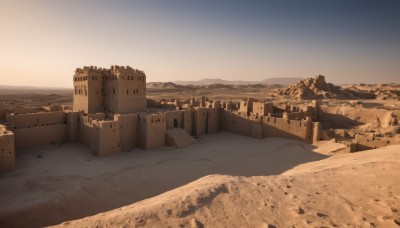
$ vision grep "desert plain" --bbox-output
[1,77,400,228]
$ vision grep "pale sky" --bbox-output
[0,0,399,88]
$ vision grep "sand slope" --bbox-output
[54,145,400,228]
[0,133,327,227]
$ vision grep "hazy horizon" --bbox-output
[1,0,399,87]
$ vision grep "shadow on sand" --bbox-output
[0,132,327,228]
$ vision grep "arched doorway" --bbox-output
[174,119,178,128]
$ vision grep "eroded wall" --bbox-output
[355,135,390,151]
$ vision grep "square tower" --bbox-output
[73,66,104,114]
[105,66,147,114]
[73,66,147,114]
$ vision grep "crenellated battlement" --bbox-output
[75,66,107,74]
[110,65,145,75]
[93,120,119,129]
[74,66,145,76]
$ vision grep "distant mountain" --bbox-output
[173,77,302,86]
[260,77,303,85]
[146,82,183,89]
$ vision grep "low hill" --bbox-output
[146,82,183,89]
[54,145,400,228]
[0,85,71,94]
[173,77,302,86]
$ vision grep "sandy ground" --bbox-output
[0,132,327,227]
[54,145,400,228]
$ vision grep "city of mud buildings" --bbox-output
[0,65,399,172]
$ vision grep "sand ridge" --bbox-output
[53,145,400,228]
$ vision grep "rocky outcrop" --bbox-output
[274,75,395,100]
[276,75,341,99]
[374,89,400,100]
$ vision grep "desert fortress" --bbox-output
[1,66,324,172]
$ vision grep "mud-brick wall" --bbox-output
[0,130,15,172]
[138,114,166,150]
[355,135,390,151]
[93,121,121,156]
[13,124,67,150]
[262,117,311,141]
[183,110,193,135]
[6,111,67,129]
[239,101,250,114]
[220,110,262,138]
[207,107,220,134]
[115,114,138,152]
[66,112,79,143]
[252,102,273,116]
[193,108,207,136]
[165,110,183,129]
[78,121,95,149]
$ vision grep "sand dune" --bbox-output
[53,145,400,228]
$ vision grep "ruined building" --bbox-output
[0,66,324,172]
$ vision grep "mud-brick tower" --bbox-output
[73,65,147,114]
[105,65,147,114]
[73,66,105,114]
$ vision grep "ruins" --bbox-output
[1,67,398,172]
